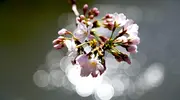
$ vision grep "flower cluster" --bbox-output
[53,2,140,78]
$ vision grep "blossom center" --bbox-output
[90,61,97,67]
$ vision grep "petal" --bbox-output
[127,24,139,35]
[64,40,71,50]
[78,22,87,32]
[118,13,126,20]
[76,54,89,66]
[74,30,86,42]
[96,62,104,71]
[64,39,77,52]
[73,22,88,42]
[130,36,140,45]
[113,13,127,26]
[124,19,134,29]
[91,70,99,77]
[131,24,139,31]
[80,67,92,77]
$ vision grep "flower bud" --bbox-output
[102,14,113,20]
[128,35,140,45]
[115,36,128,43]
[83,4,88,15]
[52,37,65,50]
[58,28,68,35]
[94,10,100,17]
[80,15,85,20]
[53,43,64,49]
[92,7,98,12]
[127,45,137,53]
[89,14,94,19]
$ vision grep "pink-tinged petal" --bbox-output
[58,28,68,35]
[73,21,92,42]
[76,54,89,66]
[96,62,104,72]
[78,22,87,32]
[128,35,140,45]
[91,70,99,77]
[75,54,105,77]
[124,19,134,28]
[88,34,95,40]
[114,13,127,26]
[80,67,92,77]
[130,36,140,45]
[125,21,139,36]
[127,45,138,53]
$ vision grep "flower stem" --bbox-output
[91,31,103,44]
[109,22,117,40]
[109,31,115,40]
[76,41,90,48]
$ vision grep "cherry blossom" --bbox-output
[52,3,140,77]
[76,54,105,77]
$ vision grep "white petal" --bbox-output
[96,62,104,71]
[127,24,139,35]
[78,22,87,32]
[64,40,76,52]
[113,13,127,26]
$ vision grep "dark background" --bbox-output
[1,0,180,100]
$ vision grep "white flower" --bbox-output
[73,21,93,43]
[76,54,104,77]
[112,13,127,27]
[102,13,127,30]
[124,19,139,36]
